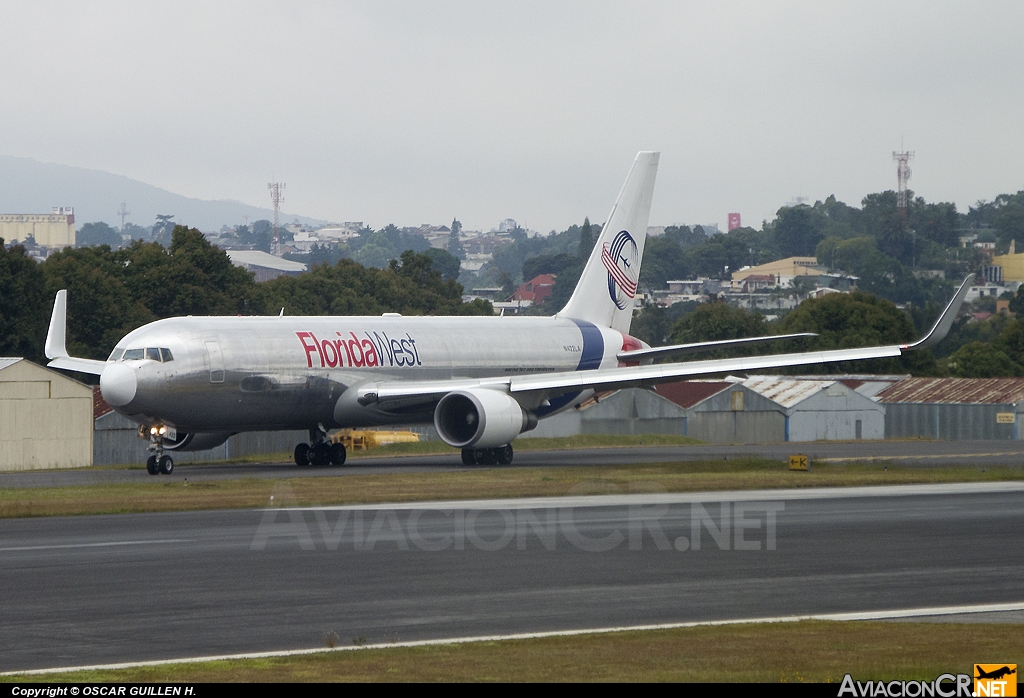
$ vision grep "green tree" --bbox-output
[942,342,1023,377]
[77,222,122,248]
[259,252,491,317]
[118,226,261,318]
[42,246,155,359]
[423,248,462,281]
[449,218,465,260]
[630,304,670,346]
[670,302,765,344]
[522,252,578,282]
[152,214,175,246]
[0,240,47,361]
[578,217,594,259]
[771,205,826,257]
[773,290,938,374]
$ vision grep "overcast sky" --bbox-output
[2,1,1022,232]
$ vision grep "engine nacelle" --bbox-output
[434,389,527,449]
[162,431,232,452]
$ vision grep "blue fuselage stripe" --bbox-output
[572,319,605,371]
[534,320,604,417]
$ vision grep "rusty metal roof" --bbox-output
[877,377,1024,405]
[654,380,732,408]
[93,386,113,419]
[741,376,838,408]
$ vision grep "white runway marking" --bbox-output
[6,600,1024,676]
[279,480,1024,512]
[0,539,192,553]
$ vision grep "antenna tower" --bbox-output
[267,181,286,255]
[117,202,130,232]
[893,149,914,217]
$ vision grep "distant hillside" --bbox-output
[0,155,323,231]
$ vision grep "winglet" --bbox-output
[45,290,69,359]
[904,274,975,351]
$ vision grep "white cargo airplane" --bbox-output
[44,152,972,474]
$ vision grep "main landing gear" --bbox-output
[461,443,513,466]
[294,426,346,467]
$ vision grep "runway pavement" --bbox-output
[3,439,1024,489]
[1,482,1022,672]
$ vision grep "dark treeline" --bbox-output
[628,289,1024,379]
[0,227,490,366]
[478,188,1024,315]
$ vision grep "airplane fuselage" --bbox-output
[103,314,630,433]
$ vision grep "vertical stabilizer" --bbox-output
[557,151,659,333]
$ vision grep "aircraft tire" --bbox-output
[461,449,476,465]
[330,442,347,466]
[311,442,331,466]
[475,448,496,466]
[496,444,513,465]
[146,455,159,475]
[159,455,174,475]
[294,443,310,466]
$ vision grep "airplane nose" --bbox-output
[100,362,138,407]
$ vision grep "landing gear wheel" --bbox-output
[475,448,496,466]
[159,455,174,475]
[496,444,514,465]
[311,442,331,466]
[461,448,476,465]
[146,455,159,475]
[330,442,347,466]
[294,442,310,466]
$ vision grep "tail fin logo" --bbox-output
[602,230,639,310]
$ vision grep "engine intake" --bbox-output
[434,389,528,449]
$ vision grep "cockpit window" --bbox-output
[120,347,173,362]
[108,348,124,361]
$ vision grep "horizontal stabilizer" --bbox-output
[47,356,108,375]
[619,333,817,362]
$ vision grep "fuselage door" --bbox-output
[205,340,225,384]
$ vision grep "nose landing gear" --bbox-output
[143,425,174,475]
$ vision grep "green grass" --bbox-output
[1,458,1020,519]
[206,433,702,464]
[4,620,1020,682]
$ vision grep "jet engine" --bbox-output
[434,389,530,449]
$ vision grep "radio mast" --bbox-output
[893,149,913,217]
[117,202,130,233]
[267,181,286,255]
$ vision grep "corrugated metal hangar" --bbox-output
[12,355,1024,472]
[0,358,93,471]
[528,375,885,443]
[879,377,1024,440]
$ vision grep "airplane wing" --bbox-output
[358,274,974,407]
[617,332,817,362]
